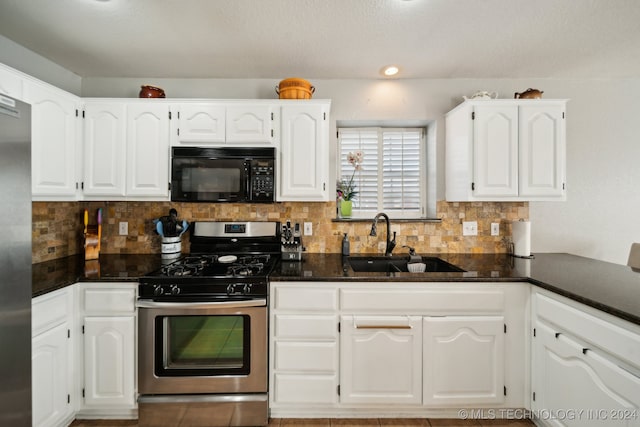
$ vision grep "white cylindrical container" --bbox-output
[161,236,182,259]
[512,220,531,257]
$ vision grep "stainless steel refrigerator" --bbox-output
[0,93,32,426]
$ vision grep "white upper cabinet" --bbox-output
[83,102,127,197]
[277,102,331,201]
[518,104,566,198]
[28,81,81,200]
[83,100,170,199]
[472,105,519,197]
[170,102,276,146]
[171,103,226,145]
[446,99,567,201]
[0,63,26,100]
[226,104,274,144]
[126,103,170,197]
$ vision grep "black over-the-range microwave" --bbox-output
[170,147,276,203]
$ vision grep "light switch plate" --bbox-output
[303,222,312,236]
[119,221,128,236]
[491,222,500,236]
[462,221,478,236]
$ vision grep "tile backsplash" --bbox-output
[32,200,528,263]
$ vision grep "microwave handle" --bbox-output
[245,160,252,199]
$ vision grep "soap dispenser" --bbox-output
[342,233,350,256]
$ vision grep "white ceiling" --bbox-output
[0,0,639,80]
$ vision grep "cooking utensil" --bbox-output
[155,220,164,237]
[177,220,189,236]
[97,208,102,253]
[83,209,88,235]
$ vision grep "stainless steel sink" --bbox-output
[346,256,465,273]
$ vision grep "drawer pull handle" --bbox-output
[355,325,412,330]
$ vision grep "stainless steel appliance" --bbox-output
[0,94,32,425]
[171,147,276,203]
[137,221,281,427]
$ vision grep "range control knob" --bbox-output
[170,285,181,296]
[153,285,164,296]
[226,284,236,295]
[242,283,252,294]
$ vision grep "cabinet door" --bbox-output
[126,103,170,197]
[226,104,273,144]
[340,315,422,404]
[83,316,136,408]
[83,103,127,196]
[173,103,226,145]
[472,105,519,197]
[519,104,565,198]
[423,316,505,406]
[0,64,25,100]
[532,322,640,427]
[32,323,71,427]
[278,104,329,201]
[29,82,80,198]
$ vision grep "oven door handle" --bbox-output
[136,299,266,309]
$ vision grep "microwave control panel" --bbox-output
[250,159,275,201]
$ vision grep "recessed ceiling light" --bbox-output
[382,65,400,77]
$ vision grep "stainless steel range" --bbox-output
[137,221,280,427]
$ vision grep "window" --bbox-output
[338,127,427,219]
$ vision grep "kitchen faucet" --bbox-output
[370,213,396,256]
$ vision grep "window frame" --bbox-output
[337,126,429,220]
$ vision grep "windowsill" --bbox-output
[332,217,442,223]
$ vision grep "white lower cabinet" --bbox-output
[32,287,75,427]
[423,316,505,406]
[531,290,640,427]
[270,286,339,410]
[77,283,137,418]
[340,315,422,405]
[269,282,527,418]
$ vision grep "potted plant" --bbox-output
[336,151,363,218]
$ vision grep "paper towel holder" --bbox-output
[507,240,535,259]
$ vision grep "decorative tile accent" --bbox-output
[32,200,528,263]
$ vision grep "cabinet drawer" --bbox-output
[273,374,338,404]
[274,315,337,339]
[274,342,337,372]
[32,287,72,337]
[272,286,337,311]
[82,285,136,314]
[535,292,640,370]
[341,287,505,314]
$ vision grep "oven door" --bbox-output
[171,154,249,202]
[137,299,267,395]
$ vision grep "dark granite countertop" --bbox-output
[33,252,640,326]
[271,253,640,326]
[32,254,165,297]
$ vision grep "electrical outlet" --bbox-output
[491,222,500,236]
[119,221,128,236]
[462,221,478,236]
[303,222,313,236]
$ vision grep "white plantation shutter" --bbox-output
[338,127,425,218]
